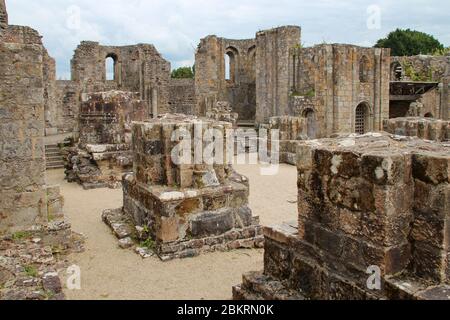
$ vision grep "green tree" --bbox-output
[171,66,194,79]
[375,29,444,56]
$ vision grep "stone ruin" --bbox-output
[384,117,449,142]
[206,101,239,128]
[102,114,263,260]
[0,1,83,300]
[263,116,308,165]
[234,133,450,300]
[65,91,149,189]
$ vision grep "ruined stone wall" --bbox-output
[443,76,450,120]
[169,78,196,115]
[263,116,307,165]
[43,49,60,135]
[78,91,148,146]
[114,115,262,260]
[0,21,63,232]
[391,55,450,82]
[383,117,449,141]
[235,133,450,300]
[0,0,7,36]
[391,55,450,120]
[421,87,441,118]
[255,26,301,123]
[55,81,81,135]
[195,36,256,121]
[289,44,390,138]
[71,42,171,115]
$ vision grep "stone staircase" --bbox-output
[45,144,64,170]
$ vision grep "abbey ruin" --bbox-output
[1,0,449,300]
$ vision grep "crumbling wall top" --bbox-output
[0,0,7,34]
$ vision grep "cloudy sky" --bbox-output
[6,0,450,79]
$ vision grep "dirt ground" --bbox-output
[46,162,297,300]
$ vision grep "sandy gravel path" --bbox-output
[46,162,297,300]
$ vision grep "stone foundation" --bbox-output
[383,117,449,141]
[234,133,450,300]
[104,115,263,260]
[263,116,307,165]
[65,91,148,189]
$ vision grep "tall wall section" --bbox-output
[0,7,61,232]
[71,42,171,115]
[255,26,301,123]
[195,36,257,121]
[0,0,7,36]
[289,44,390,138]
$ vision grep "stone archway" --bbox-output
[355,102,370,135]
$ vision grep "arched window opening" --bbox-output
[106,54,117,81]
[424,112,434,118]
[225,53,231,81]
[359,56,370,83]
[225,47,238,83]
[355,103,370,135]
[391,62,403,81]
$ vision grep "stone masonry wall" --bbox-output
[78,91,148,146]
[289,44,390,137]
[0,0,7,36]
[391,55,450,83]
[110,115,263,260]
[195,36,256,121]
[169,78,196,115]
[71,42,171,116]
[383,117,449,141]
[256,26,301,123]
[55,80,81,135]
[262,116,307,165]
[43,49,59,135]
[0,22,63,233]
[391,55,450,120]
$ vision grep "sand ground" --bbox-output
[46,162,297,300]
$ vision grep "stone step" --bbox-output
[46,153,63,158]
[46,165,65,170]
[233,271,305,301]
[45,151,61,156]
[46,160,64,165]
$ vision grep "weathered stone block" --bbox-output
[190,209,234,238]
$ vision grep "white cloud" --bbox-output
[5,0,450,78]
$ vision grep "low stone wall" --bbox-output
[383,117,449,141]
[263,116,307,165]
[234,133,450,300]
[66,91,149,189]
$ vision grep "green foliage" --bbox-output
[12,231,32,241]
[140,238,155,250]
[432,47,450,56]
[290,89,315,98]
[171,66,194,79]
[402,61,434,82]
[24,265,38,278]
[375,29,444,56]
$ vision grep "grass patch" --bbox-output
[12,231,32,241]
[140,238,155,250]
[23,265,38,278]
